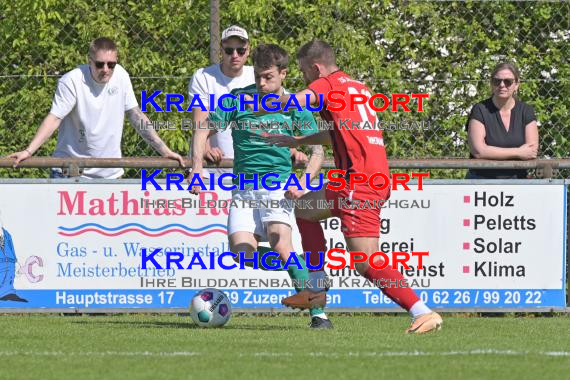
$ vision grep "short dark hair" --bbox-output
[88,37,118,58]
[252,44,289,71]
[296,40,336,67]
[491,62,520,83]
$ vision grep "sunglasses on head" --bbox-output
[93,60,117,69]
[492,78,515,87]
[223,47,247,56]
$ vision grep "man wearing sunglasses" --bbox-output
[188,26,254,176]
[10,37,184,178]
[188,26,307,175]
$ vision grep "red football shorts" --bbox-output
[325,185,391,238]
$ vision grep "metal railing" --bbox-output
[1,1,569,166]
[1,158,569,179]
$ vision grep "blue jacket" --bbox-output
[0,229,16,297]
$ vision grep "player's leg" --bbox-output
[227,189,261,264]
[239,188,282,270]
[262,189,312,290]
[230,187,287,270]
[344,203,442,334]
[294,187,332,271]
[347,236,426,312]
[255,188,331,272]
[266,220,331,329]
[266,221,309,292]
[263,190,332,329]
[229,231,259,264]
[281,187,335,310]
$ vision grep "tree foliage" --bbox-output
[1,0,568,178]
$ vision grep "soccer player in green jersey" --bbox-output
[190,44,332,328]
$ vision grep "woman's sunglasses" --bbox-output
[491,78,515,87]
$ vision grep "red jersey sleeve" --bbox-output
[308,78,332,107]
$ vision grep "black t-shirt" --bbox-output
[466,98,536,179]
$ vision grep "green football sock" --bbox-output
[286,255,309,292]
[238,246,286,270]
[310,307,326,317]
[256,246,286,271]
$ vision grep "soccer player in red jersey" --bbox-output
[262,40,442,333]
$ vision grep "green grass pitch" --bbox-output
[1,314,570,379]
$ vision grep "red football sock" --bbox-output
[296,217,326,272]
[363,266,420,311]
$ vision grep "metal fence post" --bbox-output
[210,0,220,65]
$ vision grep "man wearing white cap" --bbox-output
[188,25,255,174]
[188,26,307,174]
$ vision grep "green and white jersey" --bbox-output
[208,84,318,188]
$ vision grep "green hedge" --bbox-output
[1,0,568,178]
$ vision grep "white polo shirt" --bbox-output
[188,64,255,160]
[50,64,138,179]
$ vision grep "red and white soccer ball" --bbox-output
[189,288,232,328]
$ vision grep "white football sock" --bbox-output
[409,300,432,318]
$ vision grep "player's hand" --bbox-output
[163,150,186,168]
[518,143,538,160]
[8,150,32,167]
[285,188,305,200]
[187,166,203,195]
[290,148,308,166]
[263,133,300,148]
[204,147,223,164]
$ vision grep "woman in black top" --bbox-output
[466,62,539,179]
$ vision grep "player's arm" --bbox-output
[189,122,217,194]
[278,88,318,108]
[127,107,185,167]
[265,130,331,148]
[468,119,536,160]
[286,108,326,199]
[9,113,62,166]
[290,148,308,166]
[192,108,223,163]
[296,130,332,145]
[303,144,324,183]
[286,145,324,201]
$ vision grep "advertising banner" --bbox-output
[0,180,566,311]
